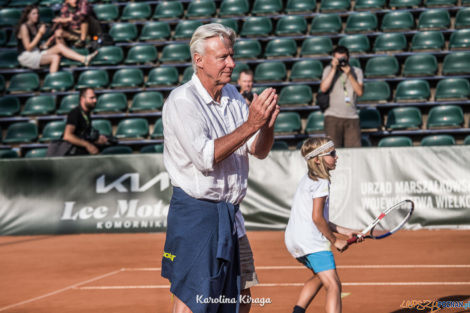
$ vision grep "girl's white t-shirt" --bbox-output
[285,174,331,258]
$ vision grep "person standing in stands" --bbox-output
[237,69,254,106]
[319,46,364,148]
[16,5,97,73]
[161,23,280,313]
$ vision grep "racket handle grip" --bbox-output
[347,235,358,245]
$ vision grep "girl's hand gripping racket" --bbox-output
[348,200,414,245]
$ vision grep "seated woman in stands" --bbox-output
[16,5,97,73]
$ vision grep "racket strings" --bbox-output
[371,202,413,238]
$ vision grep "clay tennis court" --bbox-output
[1,230,469,313]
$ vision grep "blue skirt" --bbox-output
[161,187,240,313]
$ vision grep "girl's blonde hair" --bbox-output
[301,137,334,181]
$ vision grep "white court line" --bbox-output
[77,281,470,290]
[0,269,122,312]
[121,264,470,272]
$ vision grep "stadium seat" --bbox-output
[39,0,62,6]
[93,4,119,21]
[101,145,133,155]
[0,149,18,158]
[305,111,324,133]
[381,11,415,31]
[0,50,19,68]
[109,23,138,42]
[219,0,250,16]
[146,66,179,86]
[21,95,55,116]
[455,8,470,29]
[124,45,158,64]
[160,43,191,63]
[274,112,302,133]
[0,96,20,117]
[463,0,470,6]
[275,16,307,36]
[234,39,262,59]
[0,8,21,26]
[264,38,297,58]
[181,67,194,84]
[359,107,382,129]
[425,0,457,6]
[186,0,216,18]
[464,135,470,145]
[386,107,422,129]
[174,20,203,39]
[6,32,17,48]
[3,122,38,143]
[252,0,283,15]
[338,34,370,53]
[310,14,342,34]
[378,136,413,147]
[151,119,164,139]
[141,144,164,153]
[95,93,127,113]
[231,63,250,82]
[427,105,464,129]
[39,120,65,142]
[357,81,391,103]
[285,0,316,13]
[435,78,470,100]
[211,18,239,33]
[39,7,54,23]
[442,52,470,75]
[92,119,113,137]
[115,118,149,139]
[395,80,431,101]
[110,68,144,88]
[254,62,287,82]
[57,94,78,115]
[403,54,438,76]
[355,0,386,10]
[140,22,171,41]
[421,134,455,146]
[278,85,313,106]
[411,31,445,51]
[153,1,184,19]
[121,3,151,21]
[449,29,470,49]
[76,70,109,89]
[240,17,273,37]
[364,56,399,77]
[9,0,38,7]
[8,72,39,92]
[320,0,350,11]
[41,71,74,91]
[0,74,3,92]
[130,91,164,112]
[345,12,378,33]
[290,59,323,81]
[373,33,407,52]
[389,0,421,7]
[60,48,87,67]
[91,46,124,65]
[271,141,289,150]
[252,86,268,95]
[418,9,450,30]
[25,148,48,158]
[300,37,333,56]
[0,29,6,46]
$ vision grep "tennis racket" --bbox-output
[347,200,414,244]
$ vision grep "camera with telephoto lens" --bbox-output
[338,58,349,67]
[242,91,254,102]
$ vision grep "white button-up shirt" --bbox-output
[163,73,256,209]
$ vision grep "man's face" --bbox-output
[333,52,349,62]
[196,36,235,86]
[237,72,253,93]
[81,89,97,111]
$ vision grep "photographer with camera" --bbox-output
[237,69,254,106]
[62,88,108,155]
[319,46,363,147]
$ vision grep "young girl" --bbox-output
[285,137,361,313]
[16,5,97,73]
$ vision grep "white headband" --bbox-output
[304,141,335,161]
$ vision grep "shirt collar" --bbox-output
[191,73,229,106]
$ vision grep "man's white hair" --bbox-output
[190,23,236,72]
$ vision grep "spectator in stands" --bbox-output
[63,88,108,155]
[319,46,364,147]
[16,5,97,73]
[238,69,254,106]
[161,23,279,313]
[53,0,101,48]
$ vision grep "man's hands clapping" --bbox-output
[247,88,280,130]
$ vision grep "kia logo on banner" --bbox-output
[96,173,170,193]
